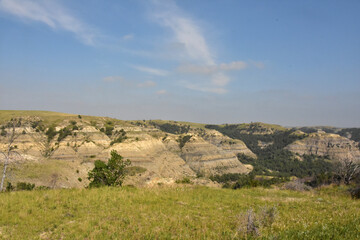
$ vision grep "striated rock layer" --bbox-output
[285,132,360,163]
[0,116,254,188]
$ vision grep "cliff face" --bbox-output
[285,132,360,163]
[0,114,254,188]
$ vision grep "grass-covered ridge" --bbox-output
[0,110,130,127]
[0,186,359,239]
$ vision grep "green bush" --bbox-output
[88,150,131,188]
[45,126,57,142]
[6,182,14,192]
[104,125,114,137]
[110,129,127,145]
[177,135,192,149]
[57,127,72,142]
[16,182,35,191]
[175,177,192,184]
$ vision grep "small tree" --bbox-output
[0,118,23,192]
[88,150,131,188]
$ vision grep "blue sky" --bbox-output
[0,0,359,127]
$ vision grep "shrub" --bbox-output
[104,125,114,137]
[282,180,312,191]
[305,172,334,187]
[210,173,289,189]
[57,127,72,142]
[45,126,57,142]
[196,171,205,178]
[177,135,192,149]
[88,150,131,188]
[6,182,14,192]
[110,129,127,145]
[349,186,360,199]
[236,206,277,238]
[16,182,35,191]
[175,177,192,184]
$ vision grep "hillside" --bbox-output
[205,123,360,177]
[0,111,254,188]
[1,111,360,188]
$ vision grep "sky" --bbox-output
[0,0,359,127]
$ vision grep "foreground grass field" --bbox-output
[0,186,359,239]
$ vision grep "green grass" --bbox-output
[142,119,208,130]
[0,110,131,127]
[0,110,75,125]
[0,186,359,239]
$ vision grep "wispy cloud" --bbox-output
[151,0,214,65]
[0,0,97,45]
[133,65,169,76]
[137,80,156,88]
[150,1,262,94]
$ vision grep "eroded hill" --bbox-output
[1,111,359,188]
[0,111,254,188]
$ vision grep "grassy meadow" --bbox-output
[0,186,359,239]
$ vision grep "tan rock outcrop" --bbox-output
[285,132,360,163]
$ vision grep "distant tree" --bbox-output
[335,158,360,185]
[0,118,24,191]
[87,150,131,188]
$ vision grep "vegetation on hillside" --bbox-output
[149,121,191,134]
[205,124,333,178]
[297,126,360,144]
[338,128,360,143]
[88,150,131,188]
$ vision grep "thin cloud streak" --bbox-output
[185,84,227,94]
[177,61,248,75]
[0,0,97,45]
[133,65,169,76]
